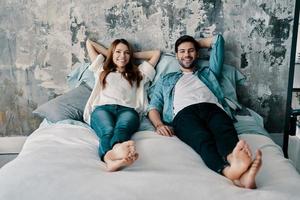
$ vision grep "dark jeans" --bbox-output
[90,104,140,160]
[173,103,239,174]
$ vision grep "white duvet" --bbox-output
[0,124,299,200]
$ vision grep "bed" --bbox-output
[0,118,300,200]
[1,54,300,199]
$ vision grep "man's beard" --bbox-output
[178,57,197,69]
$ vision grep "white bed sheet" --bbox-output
[0,124,299,200]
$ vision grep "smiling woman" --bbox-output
[83,38,160,171]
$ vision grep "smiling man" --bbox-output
[147,34,262,189]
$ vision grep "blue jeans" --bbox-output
[90,104,140,160]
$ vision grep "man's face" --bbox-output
[176,42,198,70]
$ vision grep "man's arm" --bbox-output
[148,109,174,137]
[197,35,224,79]
[209,34,224,79]
[147,77,174,137]
[197,37,213,48]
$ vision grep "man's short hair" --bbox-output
[175,35,200,53]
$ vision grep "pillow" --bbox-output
[234,105,269,137]
[148,53,246,109]
[151,53,181,83]
[219,64,246,109]
[147,53,180,98]
[66,62,95,90]
[33,82,92,122]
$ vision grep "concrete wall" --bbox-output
[0,0,296,136]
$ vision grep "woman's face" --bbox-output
[112,43,130,70]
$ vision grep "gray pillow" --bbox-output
[33,82,92,122]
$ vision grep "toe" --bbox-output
[235,140,246,151]
[254,150,262,166]
[129,145,136,154]
[242,147,252,158]
[124,140,135,146]
[133,153,139,161]
[244,143,252,157]
[256,149,262,158]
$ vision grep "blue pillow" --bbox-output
[219,64,246,109]
[67,62,95,90]
[234,106,269,136]
[152,53,181,83]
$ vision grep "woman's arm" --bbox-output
[86,39,108,62]
[133,50,161,67]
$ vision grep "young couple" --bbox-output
[83,34,262,189]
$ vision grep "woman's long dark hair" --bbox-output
[100,39,143,89]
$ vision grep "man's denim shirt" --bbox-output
[148,34,234,125]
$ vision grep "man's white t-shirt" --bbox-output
[173,71,223,116]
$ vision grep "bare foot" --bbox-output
[223,140,252,180]
[234,149,262,189]
[110,140,136,160]
[104,152,139,172]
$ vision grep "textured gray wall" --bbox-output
[0,0,296,136]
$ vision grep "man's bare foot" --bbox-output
[110,140,136,160]
[104,152,139,172]
[234,149,262,189]
[222,140,252,180]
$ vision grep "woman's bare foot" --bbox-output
[102,140,138,172]
[222,140,252,180]
[104,152,139,172]
[110,140,136,160]
[234,149,262,189]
